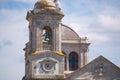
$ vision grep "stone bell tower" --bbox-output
[27,0,64,53]
[23,0,65,80]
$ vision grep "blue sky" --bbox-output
[0,0,120,80]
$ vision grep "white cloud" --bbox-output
[98,14,120,31]
[14,0,38,3]
[0,0,37,3]
[63,14,110,44]
[13,0,55,3]
[86,33,109,44]
[0,40,12,48]
[0,9,28,80]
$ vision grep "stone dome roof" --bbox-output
[34,0,56,11]
[61,24,80,40]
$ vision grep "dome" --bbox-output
[34,0,56,11]
[61,24,80,40]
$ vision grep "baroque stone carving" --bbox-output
[95,63,105,77]
[34,58,57,75]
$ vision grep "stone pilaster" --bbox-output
[80,52,83,67]
[53,22,62,52]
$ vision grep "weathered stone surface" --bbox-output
[23,0,120,80]
[67,56,120,80]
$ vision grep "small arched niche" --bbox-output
[69,52,79,71]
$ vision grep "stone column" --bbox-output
[83,52,85,66]
[85,48,88,64]
[83,48,88,65]
[80,52,83,67]
[58,23,62,52]
[66,54,69,71]
[36,27,43,51]
[79,53,81,68]
[53,22,62,52]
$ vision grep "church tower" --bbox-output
[27,0,64,53]
[22,0,120,80]
[23,0,65,80]
[23,0,90,80]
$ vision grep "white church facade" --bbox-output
[22,0,120,80]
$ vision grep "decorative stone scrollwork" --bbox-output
[34,58,57,75]
[95,63,105,77]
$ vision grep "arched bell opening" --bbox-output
[42,26,52,50]
[43,26,52,44]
